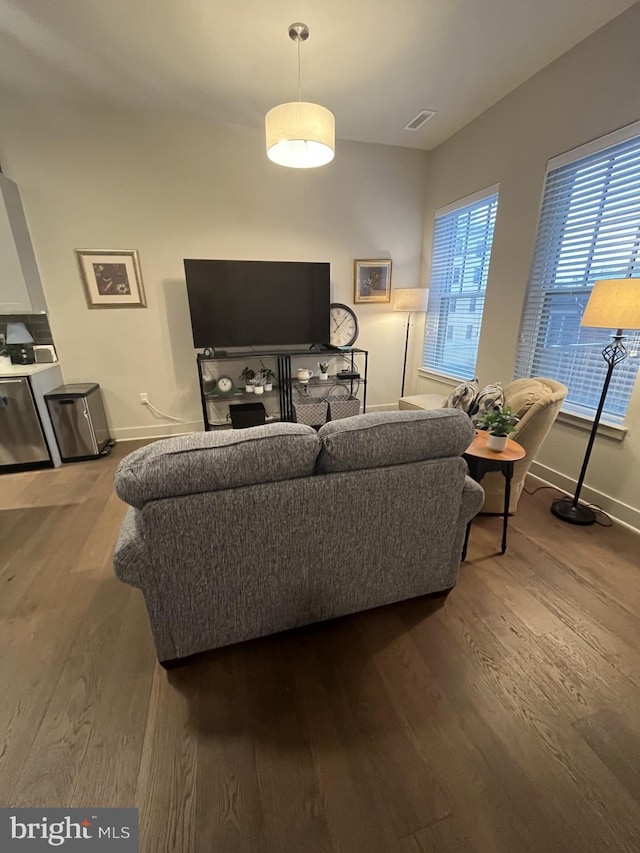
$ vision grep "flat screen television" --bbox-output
[184,259,330,348]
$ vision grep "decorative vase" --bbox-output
[319,372,329,381]
[254,385,264,395]
[297,368,314,383]
[487,433,508,452]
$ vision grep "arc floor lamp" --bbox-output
[551,278,640,525]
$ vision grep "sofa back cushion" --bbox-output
[115,422,321,508]
[316,409,474,475]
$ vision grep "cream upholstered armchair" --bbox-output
[480,377,567,513]
[399,377,568,513]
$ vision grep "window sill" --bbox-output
[557,409,627,442]
[417,368,461,387]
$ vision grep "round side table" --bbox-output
[462,430,526,560]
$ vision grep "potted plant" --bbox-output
[240,366,255,392]
[480,405,519,451]
[318,361,330,381]
[253,373,266,395]
[260,367,275,392]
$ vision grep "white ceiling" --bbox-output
[0,0,635,150]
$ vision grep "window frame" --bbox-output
[515,120,640,427]
[421,184,500,381]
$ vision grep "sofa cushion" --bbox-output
[316,409,474,475]
[115,422,321,508]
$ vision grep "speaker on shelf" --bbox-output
[229,402,266,429]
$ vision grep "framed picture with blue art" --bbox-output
[75,249,147,308]
[354,259,392,303]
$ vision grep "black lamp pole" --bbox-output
[551,329,627,525]
[400,311,411,398]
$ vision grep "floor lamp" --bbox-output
[551,278,640,525]
[393,288,429,397]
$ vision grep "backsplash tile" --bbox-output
[0,313,54,346]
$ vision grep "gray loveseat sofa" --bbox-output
[113,409,483,665]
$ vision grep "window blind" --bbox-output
[515,131,640,426]
[422,190,499,379]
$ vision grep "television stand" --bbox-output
[196,346,368,430]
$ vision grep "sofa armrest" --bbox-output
[458,476,485,525]
[113,506,151,587]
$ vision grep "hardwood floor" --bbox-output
[1,442,640,852]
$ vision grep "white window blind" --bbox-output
[422,189,499,379]
[515,129,640,426]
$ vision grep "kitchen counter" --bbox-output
[0,362,60,377]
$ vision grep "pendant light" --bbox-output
[265,23,335,169]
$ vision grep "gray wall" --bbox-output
[413,3,640,528]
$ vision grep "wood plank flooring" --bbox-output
[1,442,640,852]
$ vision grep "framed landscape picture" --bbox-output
[76,249,147,308]
[354,259,392,303]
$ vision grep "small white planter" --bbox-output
[319,373,329,381]
[254,385,264,395]
[487,433,508,452]
[264,382,273,392]
[245,384,254,393]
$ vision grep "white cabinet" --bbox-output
[0,174,47,314]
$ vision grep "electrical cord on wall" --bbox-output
[524,483,613,527]
[142,399,187,423]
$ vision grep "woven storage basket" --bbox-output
[292,397,328,426]
[324,384,361,421]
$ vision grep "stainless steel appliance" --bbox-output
[45,383,113,462]
[0,376,50,466]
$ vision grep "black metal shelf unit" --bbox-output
[196,346,368,430]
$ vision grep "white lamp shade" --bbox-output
[392,288,429,312]
[265,102,335,168]
[6,321,34,344]
[581,278,640,330]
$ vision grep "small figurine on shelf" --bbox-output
[318,362,330,381]
[240,366,255,392]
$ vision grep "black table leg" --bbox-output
[501,462,514,554]
[462,521,471,561]
[462,457,482,562]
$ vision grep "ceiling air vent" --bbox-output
[403,109,436,131]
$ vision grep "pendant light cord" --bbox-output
[297,37,302,102]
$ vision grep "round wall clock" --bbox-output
[217,376,234,394]
[329,303,359,347]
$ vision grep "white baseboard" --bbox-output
[367,403,398,412]
[112,404,401,442]
[528,461,640,534]
[112,420,201,441]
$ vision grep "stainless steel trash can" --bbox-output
[45,383,113,462]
